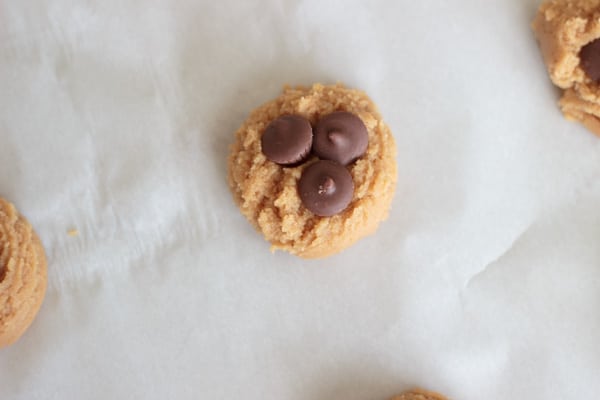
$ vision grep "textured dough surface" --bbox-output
[532,0,600,88]
[391,389,448,400]
[533,0,600,135]
[560,87,600,135]
[0,198,47,348]
[228,84,397,259]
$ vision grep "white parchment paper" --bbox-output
[1,0,600,398]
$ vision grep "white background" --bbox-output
[1,0,600,399]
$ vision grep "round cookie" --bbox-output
[391,389,448,400]
[0,198,47,348]
[228,83,397,259]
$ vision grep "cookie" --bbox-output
[391,389,448,400]
[0,198,47,348]
[228,83,397,259]
[532,0,600,136]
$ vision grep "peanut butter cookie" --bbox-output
[0,198,47,348]
[533,0,600,136]
[228,84,397,259]
[391,388,448,400]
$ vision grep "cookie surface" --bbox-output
[228,83,397,259]
[532,0,600,136]
[0,198,47,348]
[391,389,448,400]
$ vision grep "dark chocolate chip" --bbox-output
[580,38,600,82]
[261,115,313,166]
[313,111,369,166]
[298,160,354,217]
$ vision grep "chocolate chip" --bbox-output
[261,115,313,166]
[298,160,354,217]
[313,112,369,166]
[580,38,600,82]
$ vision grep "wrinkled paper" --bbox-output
[1,0,600,399]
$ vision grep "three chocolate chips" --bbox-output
[261,111,368,217]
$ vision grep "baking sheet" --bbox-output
[1,0,600,398]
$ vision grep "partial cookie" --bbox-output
[228,83,397,259]
[0,198,47,348]
[391,388,448,400]
[560,87,600,135]
[532,0,600,136]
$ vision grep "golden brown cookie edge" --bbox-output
[0,198,48,348]
[391,388,448,400]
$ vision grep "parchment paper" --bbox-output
[1,0,600,399]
